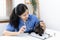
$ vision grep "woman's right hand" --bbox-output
[18,26,26,35]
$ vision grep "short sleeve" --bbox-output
[34,16,40,26]
[5,24,15,32]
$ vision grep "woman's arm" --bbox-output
[3,30,19,36]
[3,26,25,36]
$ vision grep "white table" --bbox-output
[0,28,60,40]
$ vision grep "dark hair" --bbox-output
[9,4,28,30]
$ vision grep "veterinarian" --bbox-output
[3,4,46,36]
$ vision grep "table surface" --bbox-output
[0,28,60,40]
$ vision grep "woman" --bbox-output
[3,4,45,36]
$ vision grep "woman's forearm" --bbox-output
[3,26,25,36]
[3,30,19,36]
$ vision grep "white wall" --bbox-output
[40,0,60,31]
[0,0,9,20]
[0,0,6,17]
[0,0,25,20]
[12,0,24,8]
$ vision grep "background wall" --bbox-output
[0,0,6,17]
[40,0,60,31]
[12,0,24,8]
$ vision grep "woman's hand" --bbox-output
[18,26,26,35]
[40,21,46,31]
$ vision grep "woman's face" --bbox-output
[19,10,29,21]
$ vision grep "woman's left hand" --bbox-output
[40,21,46,31]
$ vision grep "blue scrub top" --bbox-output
[5,14,40,32]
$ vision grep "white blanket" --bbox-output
[0,28,60,40]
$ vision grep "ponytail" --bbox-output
[9,8,19,29]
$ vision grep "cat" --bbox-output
[28,22,44,36]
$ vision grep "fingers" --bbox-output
[18,26,26,34]
[21,27,25,31]
[40,22,45,26]
[40,22,46,31]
